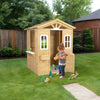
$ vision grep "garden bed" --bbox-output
[0,56,26,60]
[74,51,99,54]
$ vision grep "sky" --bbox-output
[91,0,100,12]
[47,0,100,12]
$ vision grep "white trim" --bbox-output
[40,34,48,50]
[26,51,35,54]
[64,35,71,49]
[51,28,62,31]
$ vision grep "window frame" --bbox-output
[40,34,48,50]
[64,35,71,49]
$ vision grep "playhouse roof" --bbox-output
[25,19,76,30]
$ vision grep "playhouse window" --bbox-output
[64,35,71,49]
[40,35,48,50]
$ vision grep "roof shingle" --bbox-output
[73,9,100,22]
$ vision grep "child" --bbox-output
[55,43,68,79]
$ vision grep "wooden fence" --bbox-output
[1,28,100,53]
[0,29,27,53]
[74,28,100,52]
[74,31,84,46]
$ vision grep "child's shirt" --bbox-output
[58,52,68,66]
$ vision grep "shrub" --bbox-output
[8,42,12,48]
[73,44,83,53]
[84,29,93,45]
[84,44,94,52]
[84,28,94,52]
[13,46,21,57]
[22,49,27,56]
[0,46,13,57]
[73,34,81,45]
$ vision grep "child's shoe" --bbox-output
[59,76,65,79]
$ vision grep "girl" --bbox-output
[55,43,68,79]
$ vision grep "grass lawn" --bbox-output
[0,53,100,100]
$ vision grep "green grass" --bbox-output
[0,53,100,100]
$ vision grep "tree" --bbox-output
[84,28,93,45]
[0,2,12,28]
[0,0,53,30]
[17,0,53,29]
[84,28,94,52]
[53,0,92,25]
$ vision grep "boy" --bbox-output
[55,43,68,79]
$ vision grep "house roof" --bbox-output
[25,19,76,30]
[73,9,100,22]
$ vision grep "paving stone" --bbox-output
[63,83,100,100]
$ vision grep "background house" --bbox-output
[73,9,100,51]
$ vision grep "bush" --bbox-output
[73,44,83,53]
[0,46,13,57]
[84,44,94,52]
[84,28,94,52]
[13,46,21,57]
[8,42,12,48]
[73,34,81,45]
[22,49,27,56]
[84,29,93,45]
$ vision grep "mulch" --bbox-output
[74,52,100,54]
[0,52,99,60]
[0,56,27,60]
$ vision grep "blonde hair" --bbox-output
[57,43,65,50]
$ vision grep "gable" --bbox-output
[25,19,76,30]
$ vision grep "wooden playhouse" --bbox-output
[25,19,76,75]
